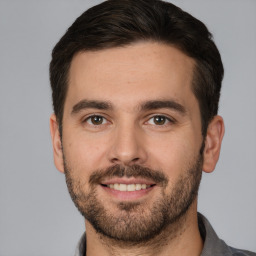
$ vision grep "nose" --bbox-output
[107,122,148,166]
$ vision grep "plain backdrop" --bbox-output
[0,0,255,255]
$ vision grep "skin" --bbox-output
[50,42,224,256]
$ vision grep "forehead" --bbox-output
[66,42,196,111]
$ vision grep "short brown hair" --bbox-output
[50,0,224,136]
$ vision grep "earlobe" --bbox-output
[202,115,225,173]
[49,114,64,173]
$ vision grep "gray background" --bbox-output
[0,0,255,255]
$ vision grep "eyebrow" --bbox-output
[71,100,113,114]
[71,99,186,115]
[140,100,186,115]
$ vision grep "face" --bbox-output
[51,42,218,243]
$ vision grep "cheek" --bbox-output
[62,131,109,175]
[147,133,197,178]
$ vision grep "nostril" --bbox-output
[111,158,119,163]
[110,157,143,167]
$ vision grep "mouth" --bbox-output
[101,183,156,191]
[100,178,157,201]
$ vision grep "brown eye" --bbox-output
[153,116,167,125]
[86,115,106,125]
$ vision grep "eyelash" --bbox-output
[147,115,175,126]
[83,115,108,126]
[83,114,175,127]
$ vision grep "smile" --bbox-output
[101,183,155,192]
[100,178,157,200]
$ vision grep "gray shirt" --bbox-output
[74,213,256,256]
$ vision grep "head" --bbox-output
[49,0,224,245]
[50,0,224,138]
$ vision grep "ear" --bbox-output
[202,115,225,173]
[50,114,64,173]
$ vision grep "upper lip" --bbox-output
[101,177,156,185]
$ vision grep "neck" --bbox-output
[85,203,203,256]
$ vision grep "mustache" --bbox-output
[89,164,169,187]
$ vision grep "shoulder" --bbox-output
[198,213,256,256]
[228,246,256,256]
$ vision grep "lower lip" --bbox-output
[100,185,155,201]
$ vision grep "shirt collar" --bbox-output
[74,232,86,256]
[198,213,232,256]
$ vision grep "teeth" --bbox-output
[119,184,126,191]
[127,184,135,191]
[141,184,146,189]
[106,183,151,192]
[136,184,142,190]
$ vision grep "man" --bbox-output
[49,0,256,255]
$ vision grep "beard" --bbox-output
[63,154,203,244]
